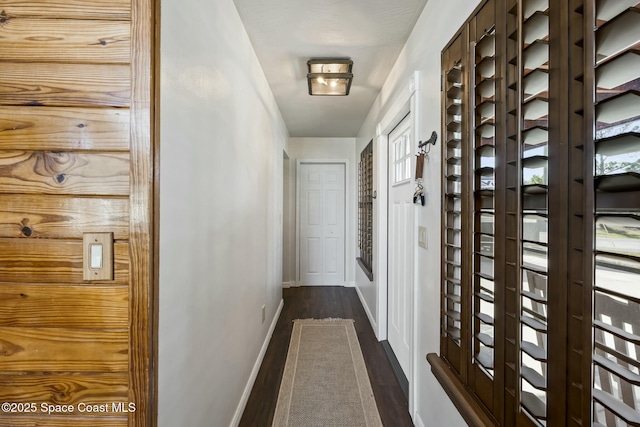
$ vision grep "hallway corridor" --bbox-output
[239,287,414,426]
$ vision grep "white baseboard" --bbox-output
[230,298,284,427]
[346,281,356,288]
[415,412,425,427]
[354,284,377,336]
[283,281,300,288]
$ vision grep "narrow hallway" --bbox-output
[239,287,414,426]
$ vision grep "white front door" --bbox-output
[388,114,413,377]
[299,163,346,286]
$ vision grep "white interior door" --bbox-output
[387,114,413,377]
[299,163,345,286]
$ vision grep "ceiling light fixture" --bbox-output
[307,58,353,96]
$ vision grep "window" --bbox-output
[358,140,374,280]
[392,132,412,184]
[428,1,640,426]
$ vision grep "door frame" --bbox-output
[374,71,421,418]
[295,159,349,286]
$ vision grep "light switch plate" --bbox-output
[83,232,114,281]
[418,226,427,249]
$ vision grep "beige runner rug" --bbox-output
[272,318,383,427]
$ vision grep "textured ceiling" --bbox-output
[233,0,428,137]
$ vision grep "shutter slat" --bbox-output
[593,389,640,425]
[594,354,640,386]
[521,391,547,420]
[595,132,640,156]
[595,8,640,62]
[476,123,495,137]
[523,97,549,120]
[595,50,640,89]
[522,366,547,390]
[523,40,549,70]
[522,290,547,303]
[522,155,549,168]
[596,0,640,21]
[477,332,494,347]
[522,126,549,146]
[595,172,640,192]
[477,292,495,303]
[522,184,549,194]
[594,319,640,345]
[476,312,494,325]
[522,341,547,361]
[476,347,494,369]
[476,56,495,78]
[476,34,496,58]
[522,315,547,332]
[595,91,640,124]
[523,12,550,45]
[523,0,549,20]
[523,69,550,97]
[477,101,495,120]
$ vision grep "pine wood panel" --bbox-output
[0,285,128,328]
[0,151,129,196]
[0,109,130,153]
[0,107,130,151]
[0,63,130,107]
[0,327,128,372]
[0,0,131,20]
[0,417,127,427]
[0,373,128,406]
[0,19,130,64]
[0,195,129,239]
[0,239,129,284]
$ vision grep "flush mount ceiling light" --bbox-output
[307,58,353,96]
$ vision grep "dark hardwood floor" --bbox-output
[239,286,414,426]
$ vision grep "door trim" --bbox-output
[131,0,159,423]
[375,71,421,420]
[295,159,349,286]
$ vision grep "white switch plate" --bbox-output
[418,226,427,249]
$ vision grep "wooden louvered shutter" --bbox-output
[442,29,468,378]
[587,1,640,425]
[513,1,552,424]
[469,0,505,417]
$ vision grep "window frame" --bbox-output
[357,140,374,281]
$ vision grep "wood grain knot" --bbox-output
[21,226,33,237]
[33,152,90,185]
[0,339,24,357]
[0,10,8,24]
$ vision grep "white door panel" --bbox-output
[299,163,346,286]
[388,114,413,377]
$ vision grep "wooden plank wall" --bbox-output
[0,0,154,425]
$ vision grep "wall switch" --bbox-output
[83,232,114,281]
[418,226,427,249]
[262,304,266,324]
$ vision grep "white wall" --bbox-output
[284,138,357,287]
[158,0,289,425]
[356,0,482,425]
